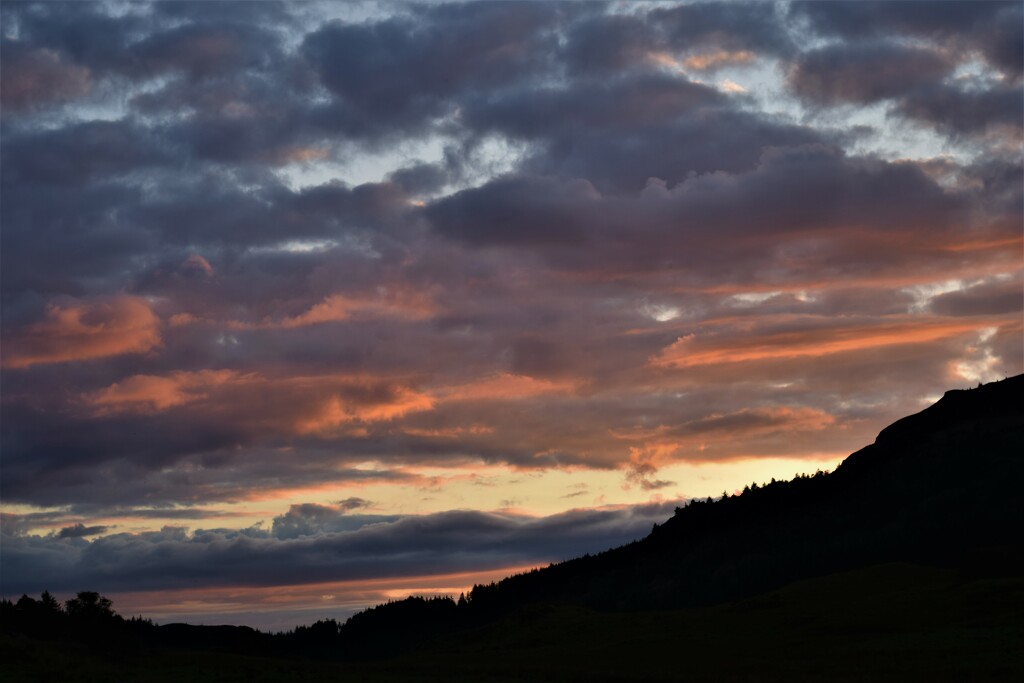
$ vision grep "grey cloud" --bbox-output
[792,0,1022,79]
[336,497,372,512]
[652,2,794,57]
[0,41,92,111]
[387,163,451,196]
[270,503,399,540]
[426,175,598,247]
[0,502,679,595]
[792,0,1004,38]
[516,109,821,193]
[894,84,1024,137]
[427,146,964,255]
[3,2,147,77]
[301,2,562,137]
[789,42,954,106]
[2,120,172,187]
[930,279,1024,317]
[560,2,793,77]
[127,22,284,81]
[58,524,109,539]
[463,73,726,137]
[6,2,293,83]
[562,13,656,75]
[460,74,820,192]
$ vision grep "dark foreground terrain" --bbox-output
[3,376,1023,681]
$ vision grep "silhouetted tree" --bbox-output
[65,591,114,619]
[39,590,62,613]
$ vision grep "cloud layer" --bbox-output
[1,1,1020,621]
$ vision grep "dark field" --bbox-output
[4,562,1022,682]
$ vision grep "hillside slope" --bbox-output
[454,376,1024,617]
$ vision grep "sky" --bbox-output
[1,0,1021,631]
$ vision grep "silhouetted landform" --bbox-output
[3,376,1023,681]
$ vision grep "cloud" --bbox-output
[789,42,954,106]
[270,503,399,540]
[0,502,680,595]
[245,288,438,329]
[301,2,561,137]
[3,296,161,369]
[2,120,171,187]
[895,84,1024,138]
[929,277,1024,317]
[58,524,109,539]
[427,145,965,263]
[650,317,1006,369]
[791,0,1023,80]
[83,370,243,414]
[0,43,92,111]
[653,2,794,57]
[459,74,820,192]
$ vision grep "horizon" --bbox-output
[1,0,1021,631]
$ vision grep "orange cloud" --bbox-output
[81,369,438,436]
[647,50,755,72]
[438,373,578,402]
[683,50,755,70]
[272,146,329,165]
[182,253,215,277]
[296,385,435,435]
[3,296,161,368]
[402,425,495,439]
[84,370,245,414]
[651,318,1004,369]
[231,287,437,330]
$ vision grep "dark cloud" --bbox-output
[336,497,372,512]
[562,13,656,75]
[57,524,109,539]
[461,74,821,192]
[894,84,1024,137]
[426,175,598,247]
[128,22,284,82]
[789,42,954,106]
[270,503,399,540]
[792,0,1023,80]
[387,163,451,196]
[1,502,679,595]
[462,73,726,135]
[302,2,562,137]
[3,2,146,77]
[1,120,171,187]
[652,2,794,57]
[930,279,1024,317]
[427,146,964,256]
[0,41,92,111]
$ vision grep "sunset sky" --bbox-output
[2,0,1021,630]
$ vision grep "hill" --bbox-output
[340,375,1023,635]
